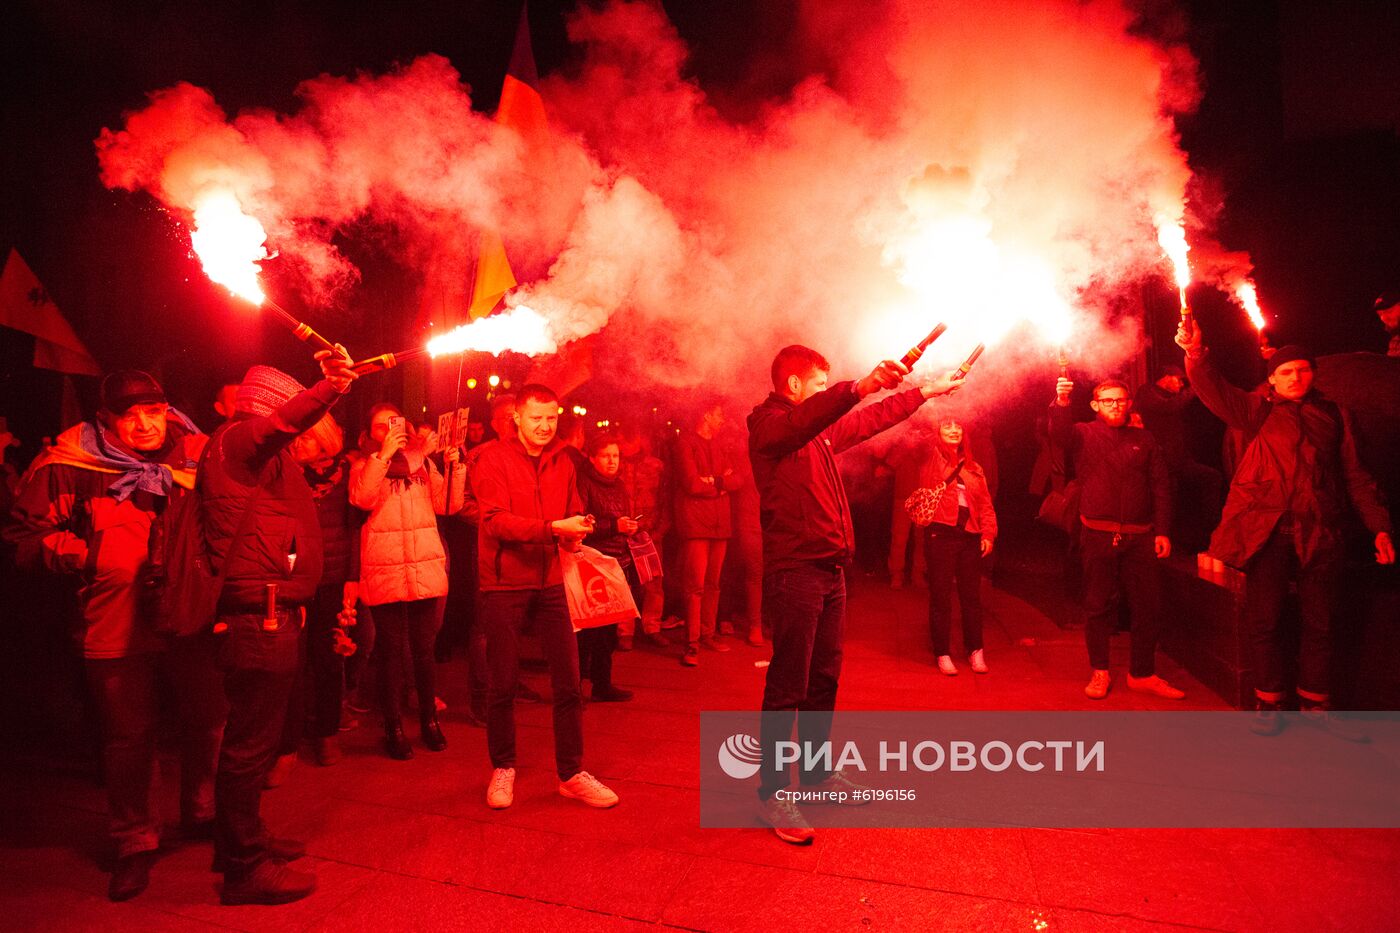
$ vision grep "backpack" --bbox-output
[145,440,264,638]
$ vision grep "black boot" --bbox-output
[384,718,414,760]
[109,850,157,901]
[420,713,447,752]
[220,858,317,906]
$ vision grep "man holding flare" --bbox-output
[748,340,965,845]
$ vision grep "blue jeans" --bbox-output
[758,562,846,800]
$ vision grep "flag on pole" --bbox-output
[468,3,550,320]
[0,249,101,376]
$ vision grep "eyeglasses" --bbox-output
[1094,398,1129,407]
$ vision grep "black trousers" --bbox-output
[374,598,440,727]
[1080,528,1161,677]
[758,562,845,801]
[576,624,619,689]
[83,639,226,857]
[1243,528,1338,700]
[924,527,985,656]
[212,610,302,879]
[481,586,583,780]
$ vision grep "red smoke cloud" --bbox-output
[95,0,1248,403]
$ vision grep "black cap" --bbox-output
[1373,290,1400,310]
[1158,364,1186,380]
[1266,345,1314,376]
[100,370,166,414]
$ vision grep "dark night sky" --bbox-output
[2,1,1399,440]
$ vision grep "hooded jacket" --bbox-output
[349,446,463,605]
[748,383,926,573]
[472,435,584,591]
[1185,351,1391,568]
[7,416,204,657]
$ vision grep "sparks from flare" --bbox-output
[1155,216,1191,314]
[189,190,270,304]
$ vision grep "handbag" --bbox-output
[626,530,663,585]
[904,459,964,528]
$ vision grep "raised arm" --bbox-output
[1176,319,1266,430]
[748,382,863,458]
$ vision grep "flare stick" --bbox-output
[899,323,948,369]
[957,343,985,376]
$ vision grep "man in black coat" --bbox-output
[201,348,358,905]
[1050,374,1182,702]
[747,345,962,845]
[1177,319,1393,736]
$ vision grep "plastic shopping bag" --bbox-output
[559,544,639,632]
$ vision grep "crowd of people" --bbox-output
[0,301,1395,902]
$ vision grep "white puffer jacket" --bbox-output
[350,452,465,606]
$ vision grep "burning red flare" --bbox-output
[189,191,270,304]
[426,304,557,358]
[1155,216,1191,313]
[1235,281,1266,331]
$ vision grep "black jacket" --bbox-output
[201,380,345,610]
[1048,402,1171,532]
[577,461,634,566]
[1186,352,1391,568]
[749,383,925,573]
[304,454,361,588]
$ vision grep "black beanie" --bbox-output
[1266,345,1314,377]
[100,370,166,414]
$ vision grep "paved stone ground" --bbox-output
[1,574,1395,931]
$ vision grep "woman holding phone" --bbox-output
[351,403,465,758]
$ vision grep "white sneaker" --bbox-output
[559,770,619,808]
[969,649,988,674]
[486,767,515,809]
[937,655,958,676]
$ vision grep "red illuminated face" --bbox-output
[1090,389,1131,427]
[590,442,621,478]
[515,398,558,454]
[291,431,323,465]
[938,420,964,447]
[490,403,516,440]
[108,403,169,452]
[789,369,829,403]
[1268,360,1314,401]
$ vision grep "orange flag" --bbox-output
[0,249,101,376]
[468,3,551,320]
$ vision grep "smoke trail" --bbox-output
[96,0,1245,404]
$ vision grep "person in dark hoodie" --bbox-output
[1050,374,1183,702]
[575,431,639,702]
[748,345,964,845]
[288,413,360,767]
[7,371,225,902]
[472,383,619,812]
[1177,318,1393,737]
[200,349,357,906]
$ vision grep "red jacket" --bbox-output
[915,448,998,542]
[472,436,584,591]
[749,384,926,573]
[7,420,204,658]
[673,431,734,540]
